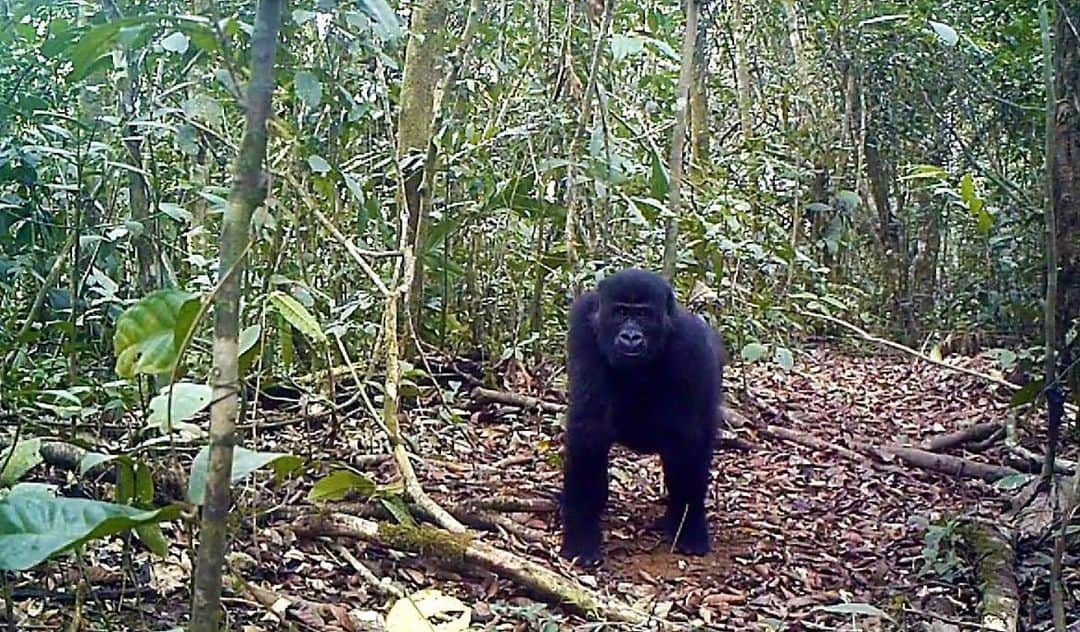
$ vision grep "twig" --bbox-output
[330,544,405,599]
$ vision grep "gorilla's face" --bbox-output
[591,270,675,370]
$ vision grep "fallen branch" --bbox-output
[958,522,1019,631]
[739,395,1019,483]
[471,386,565,413]
[922,422,1002,453]
[880,446,1019,483]
[294,512,657,626]
[1004,414,1075,475]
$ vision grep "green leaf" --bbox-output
[158,202,192,223]
[993,473,1033,491]
[78,452,117,477]
[160,31,189,54]
[1009,381,1042,408]
[928,20,959,47]
[774,347,795,371]
[134,523,169,557]
[307,154,331,175]
[293,9,318,25]
[113,290,198,378]
[815,602,894,622]
[146,382,211,434]
[269,291,326,344]
[959,173,975,204]
[239,325,261,357]
[380,496,416,527]
[356,0,403,41]
[187,446,303,505]
[741,343,767,362]
[308,470,376,502]
[0,495,178,571]
[0,439,43,486]
[67,15,158,82]
[610,34,645,62]
[835,190,861,212]
[648,147,669,200]
[294,70,323,109]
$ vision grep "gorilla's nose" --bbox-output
[617,330,645,353]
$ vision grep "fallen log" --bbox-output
[880,446,1020,483]
[471,387,565,413]
[958,522,1019,631]
[294,512,659,627]
[922,422,1001,453]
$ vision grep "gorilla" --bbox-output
[559,268,725,566]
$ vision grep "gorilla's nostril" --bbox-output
[617,331,645,349]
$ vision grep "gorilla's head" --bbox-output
[591,268,676,370]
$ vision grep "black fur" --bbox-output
[560,268,725,566]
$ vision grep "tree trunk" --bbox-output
[731,0,753,144]
[102,0,155,292]
[689,25,710,169]
[1050,1,1080,389]
[189,2,282,630]
[661,0,699,281]
[397,0,450,349]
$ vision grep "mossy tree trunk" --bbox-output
[189,1,282,630]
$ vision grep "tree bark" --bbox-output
[397,0,450,349]
[661,0,699,281]
[1050,0,1080,411]
[731,0,753,144]
[189,2,282,630]
[102,0,155,292]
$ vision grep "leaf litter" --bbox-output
[10,346,1078,630]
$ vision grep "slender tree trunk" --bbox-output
[397,0,450,348]
[102,0,155,291]
[732,0,753,144]
[661,0,699,281]
[689,24,710,169]
[189,2,282,630]
[1050,1,1080,394]
[1045,4,1080,627]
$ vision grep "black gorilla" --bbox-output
[560,268,725,566]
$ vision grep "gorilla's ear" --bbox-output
[666,287,677,317]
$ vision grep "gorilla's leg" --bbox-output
[559,438,611,565]
[659,439,711,555]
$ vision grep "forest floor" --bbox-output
[13,345,1080,631]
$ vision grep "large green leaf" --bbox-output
[356,0,403,41]
[308,470,376,502]
[146,382,212,434]
[0,439,43,486]
[187,446,303,505]
[269,291,326,344]
[294,71,323,109]
[113,290,198,378]
[66,15,160,81]
[0,495,178,570]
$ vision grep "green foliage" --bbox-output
[0,485,178,571]
[187,446,303,506]
[113,290,199,378]
[0,439,43,486]
[308,469,377,502]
